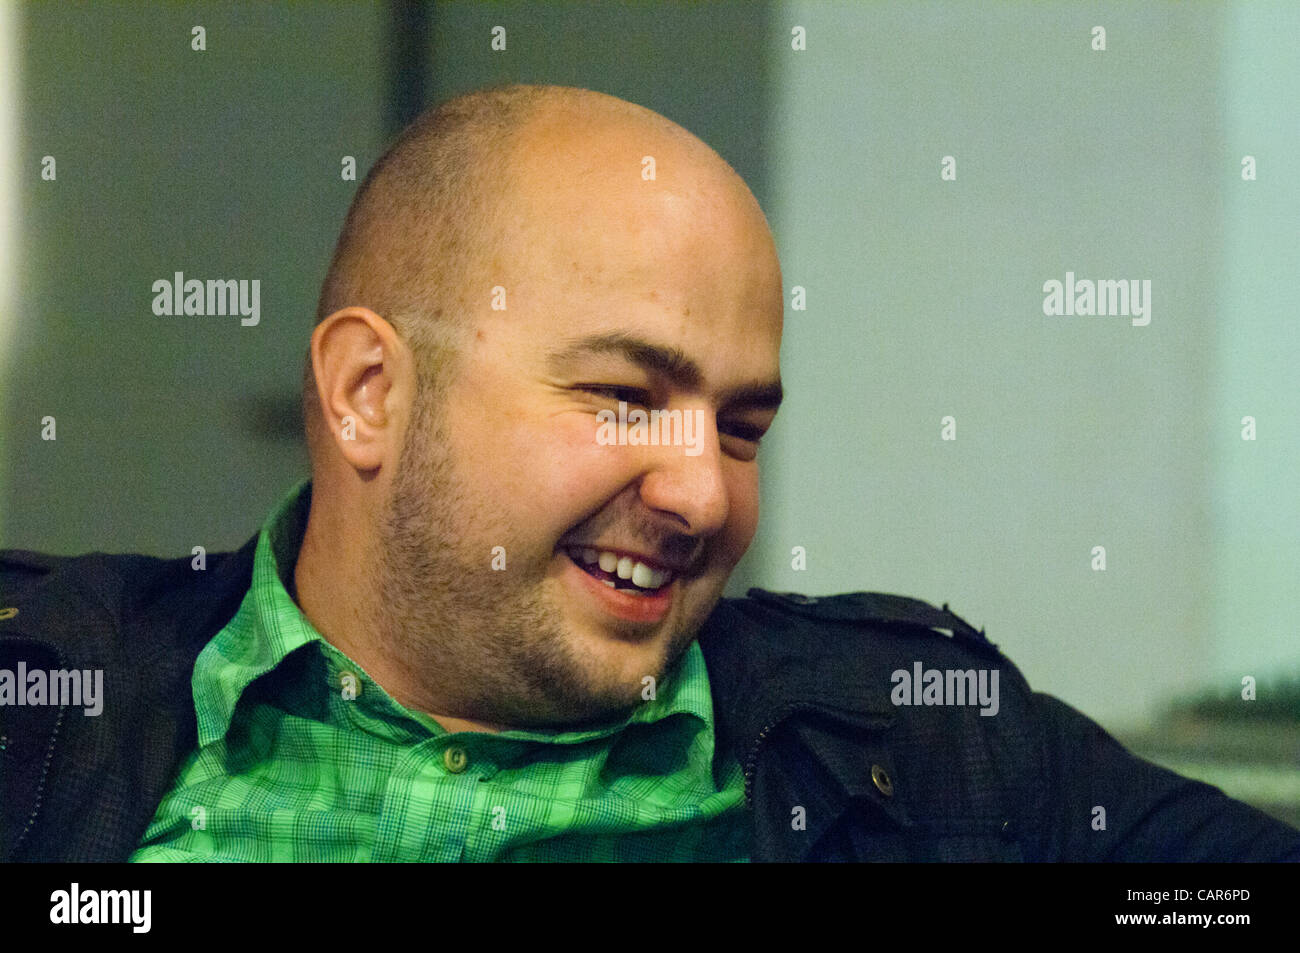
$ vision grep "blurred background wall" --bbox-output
[2,1,1296,818]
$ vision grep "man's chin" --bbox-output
[564,617,674,691]
[503,553,727,723]
[489,649,653,729]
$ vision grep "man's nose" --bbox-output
[636,411,729,538]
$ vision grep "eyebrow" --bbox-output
[547,331,784,410]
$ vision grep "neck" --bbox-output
[293,491,503,735]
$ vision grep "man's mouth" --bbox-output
[562,546,675,597]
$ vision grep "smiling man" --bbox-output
[141,83,781,861]
[2,84,1298,863]
[295,85,783,737]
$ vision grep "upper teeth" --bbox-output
[574,548,672,589]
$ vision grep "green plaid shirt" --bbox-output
[130,480,749,862]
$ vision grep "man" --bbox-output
[1,84,1297,862]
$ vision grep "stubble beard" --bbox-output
[368,385,677,728]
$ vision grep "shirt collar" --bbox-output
[193,479,717,748]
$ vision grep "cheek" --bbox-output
[719,468,761,561]
[447,408,633,530]
[543,416,646,512]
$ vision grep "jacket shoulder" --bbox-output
[1,549,174,625]
[715,587,1005,661]
[0,538,257,652]
[698,585,1032,747]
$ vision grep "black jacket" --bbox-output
[2,538,1297,862]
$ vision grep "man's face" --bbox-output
[374,119,783,729]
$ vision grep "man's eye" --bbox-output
[719,424,767,462]
[581,385,649,405]
[721,422,766,443]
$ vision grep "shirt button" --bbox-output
[444,745,469,773]
[338,671,361,699]
[870,764,894,797]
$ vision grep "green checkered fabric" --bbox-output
[130,480,749,861]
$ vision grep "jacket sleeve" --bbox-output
[1031,692,1300,861]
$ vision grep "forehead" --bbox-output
[484,115,783,387]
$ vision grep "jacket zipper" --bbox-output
[4,636,66,860]
[741,700,820,808]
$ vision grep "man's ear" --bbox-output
[309,307,414,472]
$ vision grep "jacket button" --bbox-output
[870,764,894,797]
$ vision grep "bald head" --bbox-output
[294,83,783,731]
[304,84,767,459]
